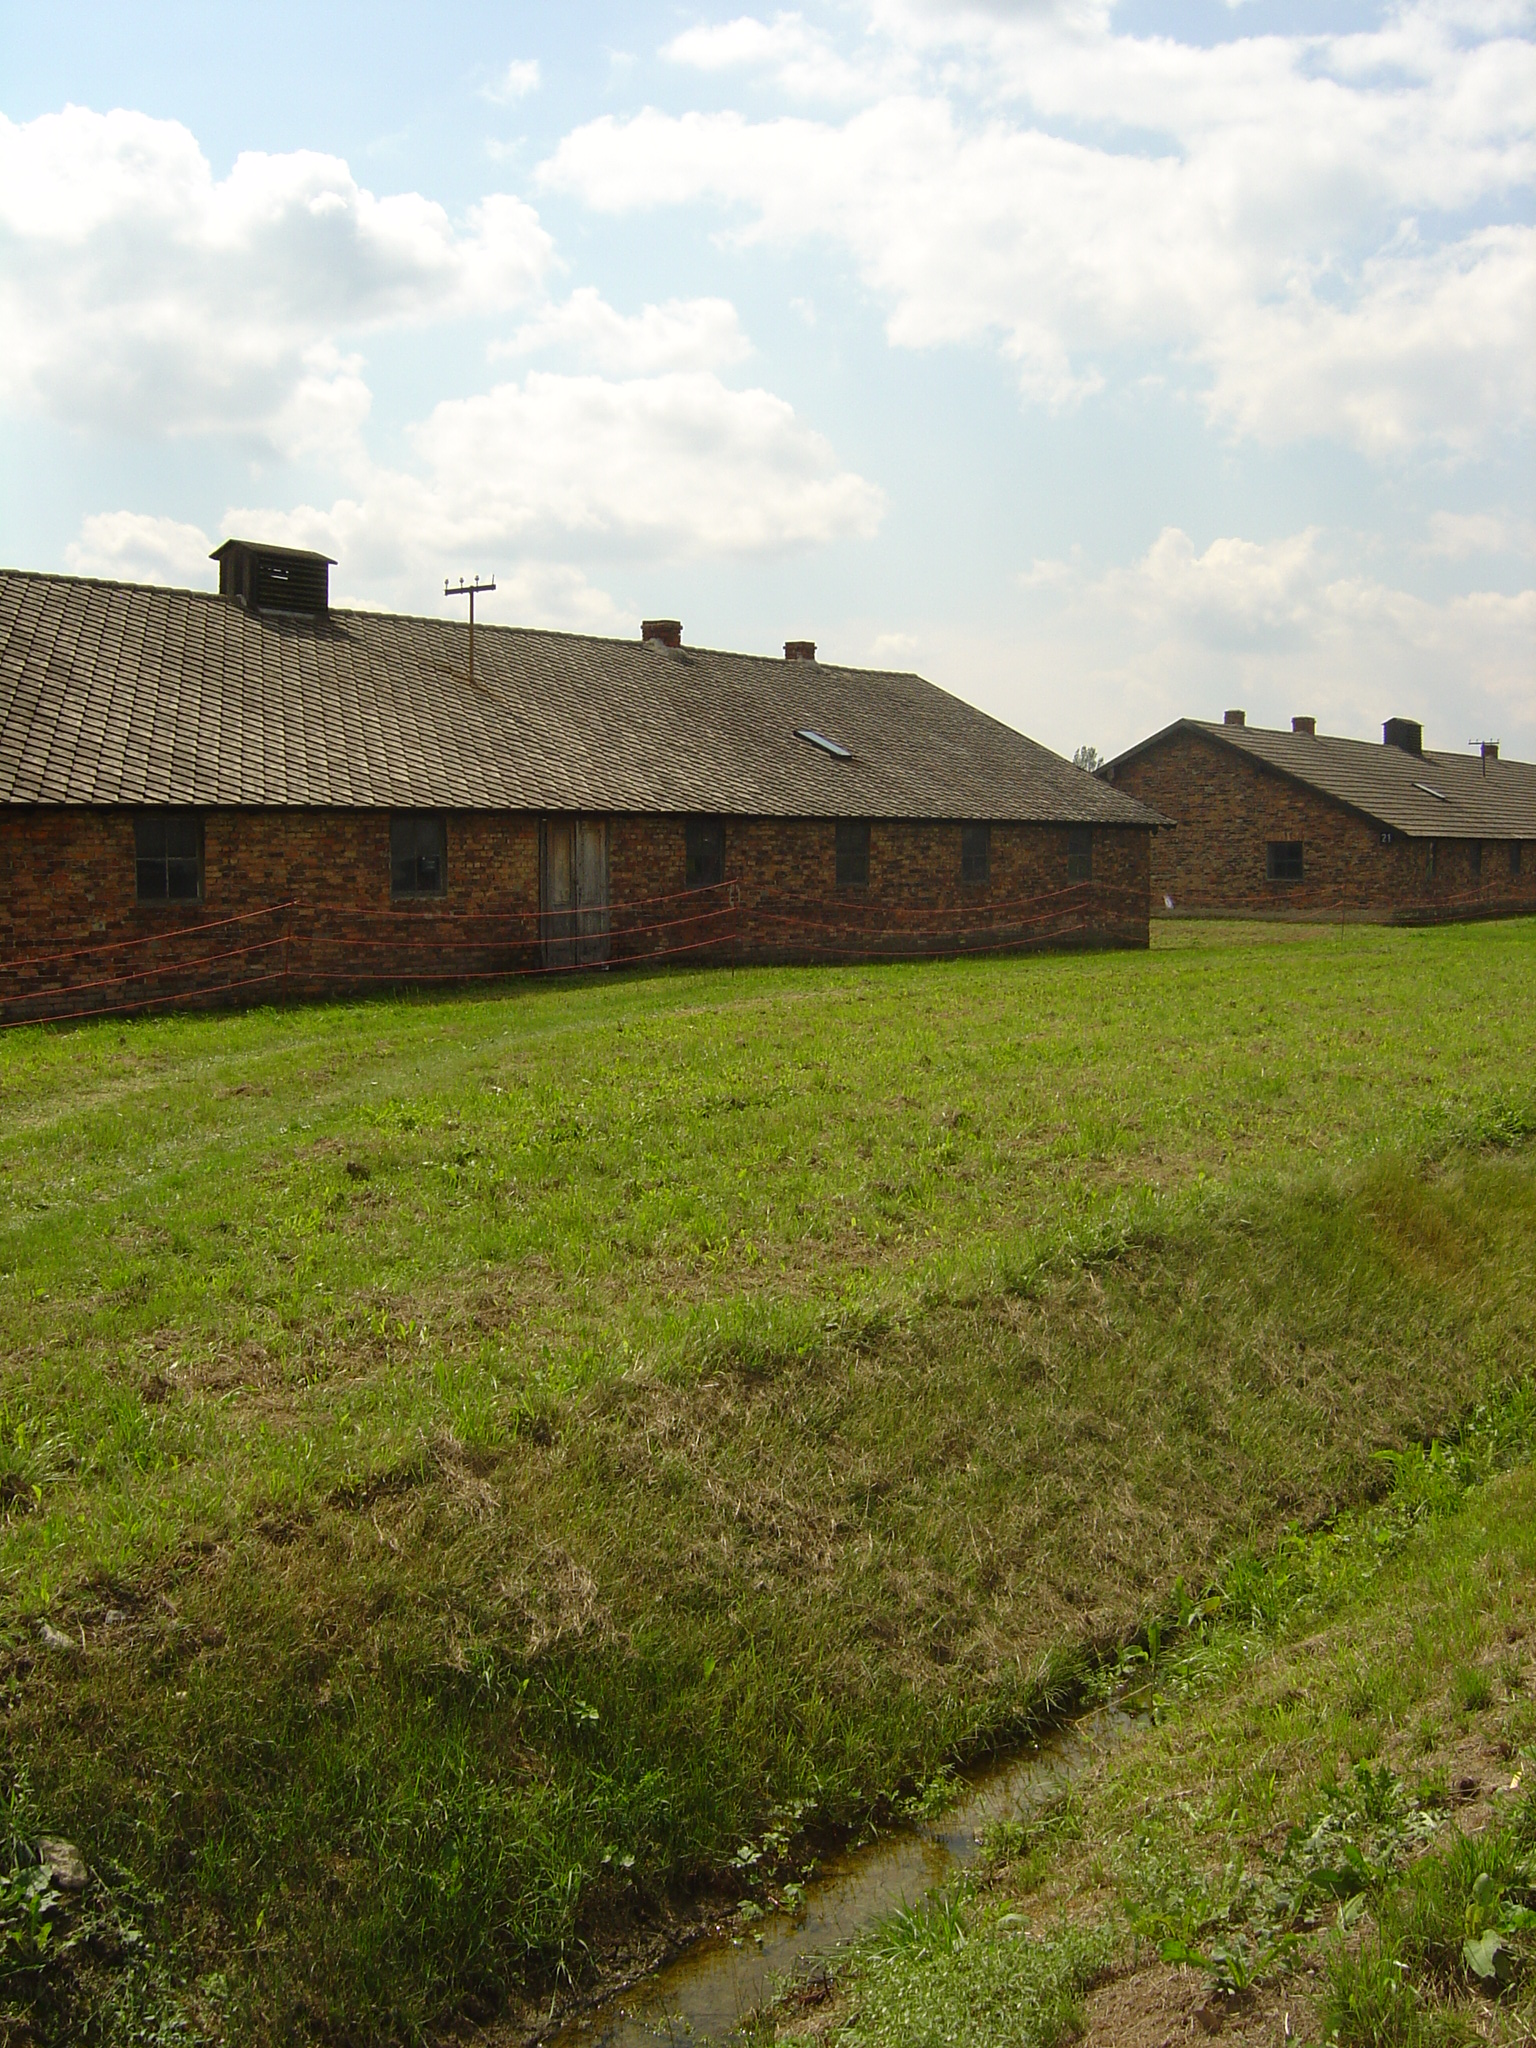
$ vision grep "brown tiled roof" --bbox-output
[1106,718,1536,839]
[0,569,1160,826]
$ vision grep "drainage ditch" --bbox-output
[549,1703,1142,2046]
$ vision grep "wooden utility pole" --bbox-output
[445,574,496,688]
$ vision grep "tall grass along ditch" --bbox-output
[550,1381,1536,2046]
[830,1393,1536,2048]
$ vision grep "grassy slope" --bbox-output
[0,921,1533,2041]
[827,1414,1536,2048]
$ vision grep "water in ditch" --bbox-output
[549,1703,1140,2047]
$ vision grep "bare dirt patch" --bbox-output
[1082,1958,1321,2048]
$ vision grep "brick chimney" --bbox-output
[1292,716,1316,735]
[1481,740,1500,771]
[1383,717,1423,755]
[642,619,682,649]
[1224,709,1246,726]
[784,640,817,662]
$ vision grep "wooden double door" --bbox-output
[541,816,610,967]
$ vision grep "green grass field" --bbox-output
[1,919,1533,2043]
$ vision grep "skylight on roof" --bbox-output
[795,727,852,760]
[1412,781,1451,802]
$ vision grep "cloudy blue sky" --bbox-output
[2,0,1531,760]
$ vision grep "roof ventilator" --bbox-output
[795,728,852,760]
[212,539,333,615]
[1412,781,1451,803]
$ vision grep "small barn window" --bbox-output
[1067,826,1093,881]
[135,813,203,902]
[836,820,870,889]
[1266,840,1304,881]
[961,823,990,885]
[1470,841,1482,880]
[685,816,725,888]
[1513,843,1524,877]
[391,814,446,897]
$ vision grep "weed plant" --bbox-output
[840,1909,1112,2048]
[1322,1934,1472,2048]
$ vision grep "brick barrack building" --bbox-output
[0,541,1163,1022]
[1103,712,1536,923]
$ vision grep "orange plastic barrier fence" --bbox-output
[39,867,1529,1031]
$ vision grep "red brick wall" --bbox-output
[1110,730,1536,923]
[0,807,1150,1021]
[610,815,1149,963]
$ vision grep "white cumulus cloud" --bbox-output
[64,512,216,587]
[994,525,1536,760]
[1422,510,1525,558]
[493,287,751,374]
[869,629,919,663]
[483,59,542,103]
[0,105,554,446]
[542,3,1536,453]
[664,11,904,100]
[1206,227,1536,455]
[207,365,883,608]
[410,369,883,555]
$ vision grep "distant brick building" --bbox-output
[1,541,1161,1022]
[1103,712,1536,922]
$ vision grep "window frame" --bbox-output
[1066,825,1093,883]
[390,812,448,899]
[835,820,870,890]
[961,822,991,886]
[684,815,726,890]
[1265,840,1304,882]
[134,811,204,905]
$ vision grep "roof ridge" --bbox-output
[1191,719,1520,767]
[1194,718,1397,750]
[0,567,936,678]
[0,565,232,606]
